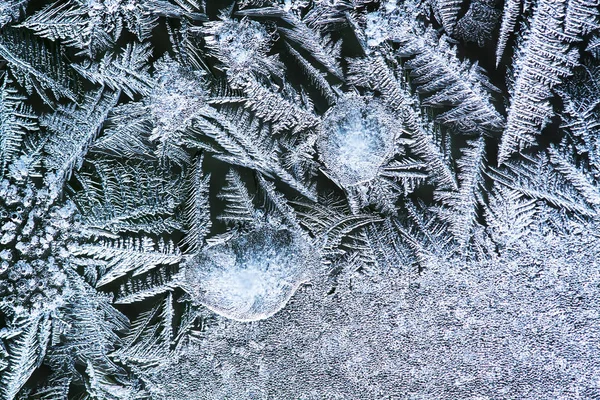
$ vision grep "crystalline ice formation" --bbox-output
[149,58,207,138]
[365,12,392,48]
[318,96,396,187]
[203,17,278,86]
[183,224,318,322]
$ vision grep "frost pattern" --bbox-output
[0,0,599,398]
[0,180,73,314]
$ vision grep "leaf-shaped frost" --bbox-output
[115,266,184,304]
[72,42,153,99]
[436,0,463,34]
[74,160,182,237]
[142,0,206,20]
[112,294,176,368]
[0,76,38,179]
[292,195,383,255]
[180,155,211,253]
[19,0,159,57]
[0,27,79,103]
[191,106,316,199]
[47,273,135,398]
[217,169,257,226]
[257,174,302,229]
[18,1,101,55]
[490,152,596,216]
[564,0,600,41]
[76,236,182,288]
[484,186,538,248]
[41,89,120,191]
[0,313,50,400]
[499,0,598,163]
[397,31,504,136]
[455,0,501,47]
[146,57,209,164]
[277,25,343,79]
[242,77,320,134]
[284,43,337,105]
[556,64,600,173]
[91,101,153,159]
[496,0,521,66]
[548,145,600,208]
[435,137,487,248]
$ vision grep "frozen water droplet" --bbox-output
[318,95,396,187]
[184,225,318,322]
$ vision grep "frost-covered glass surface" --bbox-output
[1,0,600,398]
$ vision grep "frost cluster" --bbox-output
[0,0,24,28]
[0,180,74,313]
[365,12,392,48]
[86,0,143,38]
[203,17,279,87]
[149,58,207,140]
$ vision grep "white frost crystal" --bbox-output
[149,58,207,139]
[203,17,280,87]
[183,224,319,322]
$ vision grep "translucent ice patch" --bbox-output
[183,225,318,322]
[318,96,396,187]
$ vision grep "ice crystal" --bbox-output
[148,58,208,156]
[203,16,281,87]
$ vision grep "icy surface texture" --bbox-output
[1,0,600,398]
[149,218,600,399]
